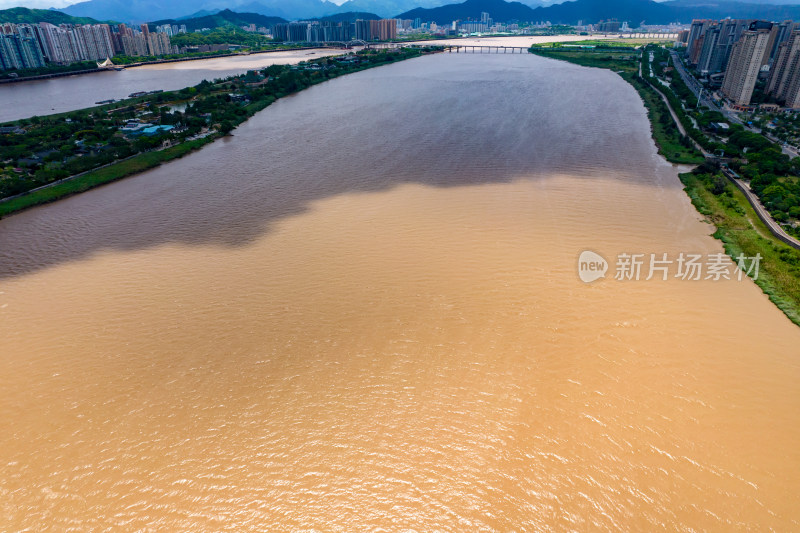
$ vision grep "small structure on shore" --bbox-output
[97,58,116,69]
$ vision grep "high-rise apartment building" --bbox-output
[768,20,797,62]
[686,19,713,65]
[696,23,720,74]
[0,30,45,70]
[354,19,370,40]
[721,23,773,106]
[288,22,310,42]
[377,19,397,40]
[766,30,800,107]
[705,19,750,74]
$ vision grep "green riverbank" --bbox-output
[681,169,800,325]
[0,136,216,217]
[529,43,704,164]
[530,43,800,326]
[0,47,437,218]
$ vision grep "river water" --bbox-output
[0,49,343,123]
[1,53,799,530]
[0,36,609,124]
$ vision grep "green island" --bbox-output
[530,41,800,326]
[0,46,438,217]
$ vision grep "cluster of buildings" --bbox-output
[595,20,625,33]
[272,12,527,43]
[411,12,524,36]
[573,20,682,34]
[240,23,271,34]
[1,9,552,73]
[114,24,179,58]
[0,21,182,71]
[679,19,800,108]
[0,24,44,71]
[448,12,509,35]
[272,18,399,43]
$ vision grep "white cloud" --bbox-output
[0,0,81,9]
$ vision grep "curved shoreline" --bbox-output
[0,136,219,217]
[0,48,437,218]
[530,44,800,326]
[0,46,342,85]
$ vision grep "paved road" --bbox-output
[721,167,800,250]
[646,52,707,155]
[668,50,800,158]
[650,80,709,156]
[763,132,800,158]
[668,50,747,126]
[662,51,800,248]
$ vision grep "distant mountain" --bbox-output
[52,0,800,25]
[398,0,800,25]
[149,9,286,31]
[63,0,212,22]
[694,0,800,4]
[178,9,221,19]
[61,0,462,22]
[62,0,336,22]
[314,11,382,22]
[0,7,102,25]
[661,0,800,20]
[398,0,537,23]
[234,0,459,18]
[525,0,674,24]
[231,0,341,20]
[337,0,475,18]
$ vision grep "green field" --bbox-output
[529,45,639,73]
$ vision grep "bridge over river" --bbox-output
[358,42,530,54]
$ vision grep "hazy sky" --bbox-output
[1,0,80,8]
[0,0,353,9]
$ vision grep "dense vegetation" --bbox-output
[0,60,100,80]
[149,9,286,33]
[627,73,705,164]
[529,41,641,72]
[531,40,800,326]
[646,45,800,233]
[0,6,102,25]
[170,28,275,48]
[313,12,380,23]
[639,44,800,230]
[730,131,800,222]
[0,47,439,217]
[682,167,800,326]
